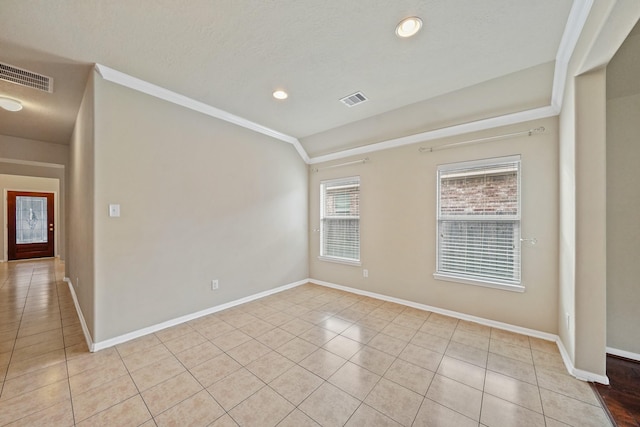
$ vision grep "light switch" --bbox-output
[109,204,120,217]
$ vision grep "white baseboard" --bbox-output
[91,278,309,352]
[63,273,612,385]
[310,278,611,385]
[310,278,556,341]
[64,277,96,352]
[607,346,640,362]
[573,367,609,385]
[556,340,610,385]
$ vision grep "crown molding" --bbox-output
[552,0,594,111]
[94,0,590,166]
[94,64,301,146]
[308,0,591,165]
[292,139,310,163]
[308,105,559,164]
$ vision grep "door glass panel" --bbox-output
[16,196,48,244]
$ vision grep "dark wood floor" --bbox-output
[593,355,640,427]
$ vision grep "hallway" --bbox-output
[0,259,612,426]
[0,258,84,424]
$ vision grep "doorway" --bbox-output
[7,191,55,260]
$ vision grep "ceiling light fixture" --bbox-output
[395,16,423,38]
[273,90,288,100]
[0,96,23,112]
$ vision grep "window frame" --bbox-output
[434,155,524,292]
[319,176,361,266]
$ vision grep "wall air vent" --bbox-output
[339,91,368,107]
[0,62,53,93]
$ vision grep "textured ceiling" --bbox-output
[0,44,91,145]
[0,0,573,154]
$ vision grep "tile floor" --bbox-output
[0,259,611,426]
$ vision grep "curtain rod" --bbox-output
[418,127,546,153]
[311,158,369,172]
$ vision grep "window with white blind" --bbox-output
[435,156,522,291]
[320,176,360,264]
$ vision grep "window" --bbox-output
[16,196,48,244]
[435,156,522,291]
[320,176,360,264]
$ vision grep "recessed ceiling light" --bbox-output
[396,16,423,38]
[273,90,288,100]
[0,96,23,112]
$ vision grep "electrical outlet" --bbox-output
[211,279,219,290]
[363,269,368,278]
[566,313,570,330]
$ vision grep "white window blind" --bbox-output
[436,156,521,287]
[320,177,360,263]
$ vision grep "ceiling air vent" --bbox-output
[0,62,53,93]
[339,91,368,107]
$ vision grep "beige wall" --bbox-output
[90,73,308,342]
[606,26,640,355]
[558,0,640,377]
[12,4,636,375]
[558,20,609,378]
[573,69,608,374]
[0,134,68,166]
[607,92,640,354]
[558,71,576,362]
[0,174,60,261]
[67,71,96,338]
[310,117,559,333]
